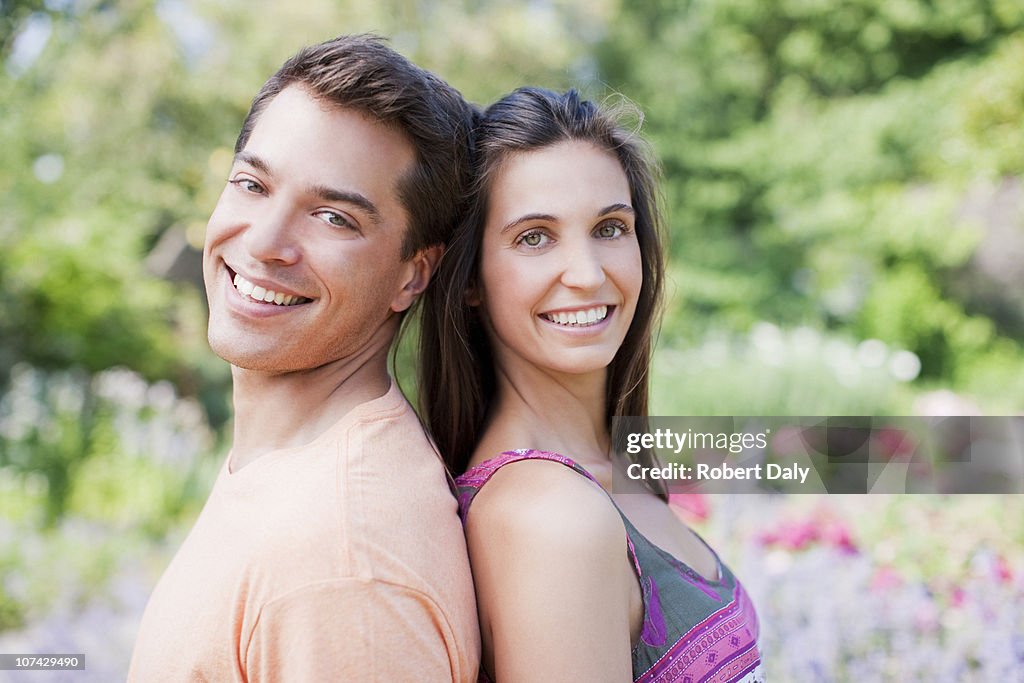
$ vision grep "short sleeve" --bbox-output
[244,578,465,683]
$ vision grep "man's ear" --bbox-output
[391,244,444,313]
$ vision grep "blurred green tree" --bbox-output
[596,0,1024,402]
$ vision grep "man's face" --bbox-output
[203,85,418,373]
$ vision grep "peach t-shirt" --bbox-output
[129,381,479,682]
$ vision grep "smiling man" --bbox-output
[129,35,480,682]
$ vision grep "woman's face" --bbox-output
[477,140,642,379]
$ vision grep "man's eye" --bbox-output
[315,210,357,231]
[229,178,265,194]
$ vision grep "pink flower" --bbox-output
[822,520,858,555]
[871,565,902,592]
[994,555,1013,584]
[756,511,860,555]
[914,600,940,633]
[757,519,820,551]
[874,428,916,460]
[668,493,710,522]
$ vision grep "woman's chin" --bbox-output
[533,349,620,378]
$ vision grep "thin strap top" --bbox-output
[456,449,766,683]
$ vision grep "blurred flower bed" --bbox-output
[0,365,220,682]
[680,494,1024,681]
[655,327,1024,680]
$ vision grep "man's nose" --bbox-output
[242,205,301,265]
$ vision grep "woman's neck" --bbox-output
[476,358,612,466]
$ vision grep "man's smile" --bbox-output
[226,266,313,307]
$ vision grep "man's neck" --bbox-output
[227,336,394,472]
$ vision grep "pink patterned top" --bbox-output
[456,449,765,683]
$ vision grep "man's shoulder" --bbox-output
[337,381,457,528]
[342,384,443,478]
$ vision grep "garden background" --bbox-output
[1,0,1023,680]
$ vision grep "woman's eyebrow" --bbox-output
[598,203,635,216]
[500,204,635,234]
[500,212,558,234]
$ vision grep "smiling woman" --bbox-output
[477,139,642,379]
[420,88,765,682]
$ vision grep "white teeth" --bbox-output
[230,271,307,306]
[234,274,255,296]
[543,305,609,327]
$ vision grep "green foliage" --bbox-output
[0,547,27,632]
[599,0,1024,405]
[0,366,214,528]
[1,1,220,389]
[957,35,1024,176]
[0,0,47,59]
[652,325,917,416]
[5,220,180,379]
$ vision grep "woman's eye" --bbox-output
[596,221,626,239]
[516,230,550,248]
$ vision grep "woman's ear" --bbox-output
[465,282,481,307]
[391,244,444,313]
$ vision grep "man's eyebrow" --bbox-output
[306,183,382,224]
[233,151,382,224]
[500,213,558,234]
[234,150,272,177]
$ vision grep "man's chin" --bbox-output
[208,335,303,375]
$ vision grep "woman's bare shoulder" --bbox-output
[465,455,625,549]
[464,457,637,681]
